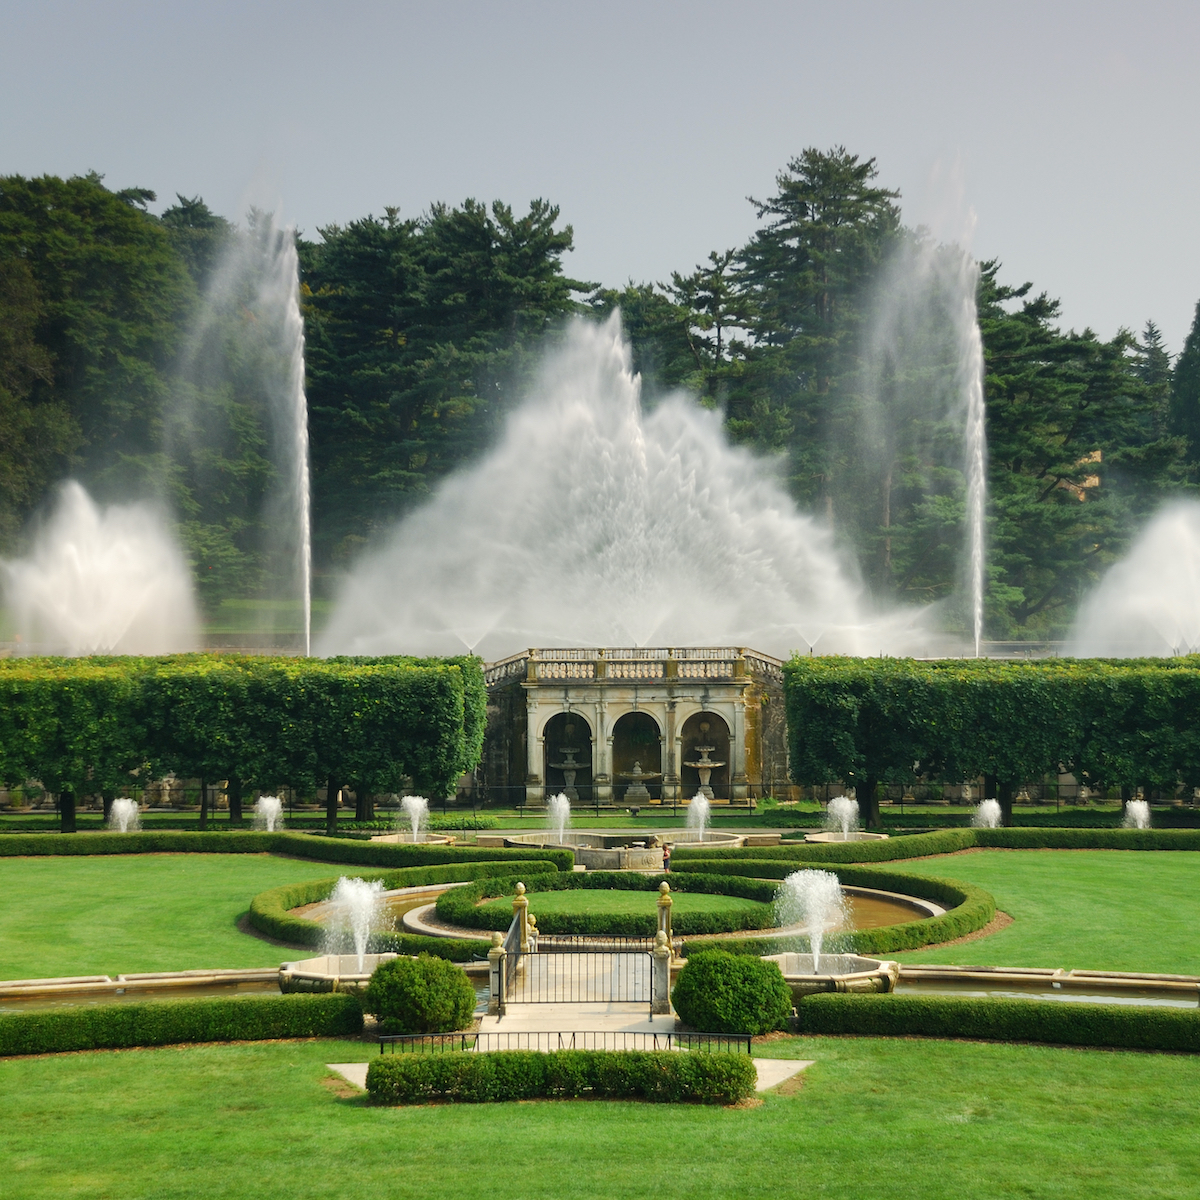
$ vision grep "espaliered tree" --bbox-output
[784,657,1200,826]
[0,654,487,832]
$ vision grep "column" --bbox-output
[730,692,749,800]
[525,692,543,805]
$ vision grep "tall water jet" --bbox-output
[106,798,141,833]
[1068,502,1200,656]
[957,257,987,657]
[825,795,860,839]
[318,315,936,661]
[775,869,849,973]
[171,214,311,653]
[400,795,429,843]
[1,482,199,654]
[254,795,284,832]
[971,798,1002,829]
[686,793,711,842]
[546,793,571,844]
[325,876,385,972]
[1122,799,1151,830]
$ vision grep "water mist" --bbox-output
[254,795,284,832]
[318,315,935,660]
[1,482,199,654]
[325,876,385,972]
[107,798,141,833]
[400,795,430,843]
[546,793,571,844]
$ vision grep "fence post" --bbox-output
[657,881,674,955]
[651,931,672,1015]
[488,931,507,1015]
[514,882,531,953]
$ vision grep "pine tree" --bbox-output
[1170,301,1200,469]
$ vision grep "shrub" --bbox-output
[792,993,1200,1054]
[364,954,477,1033]
[0,993,362,1057]
[365,1049,755,1105]
[672,949,792,1035]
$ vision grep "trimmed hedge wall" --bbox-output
[249,859,561,951]
[435,870,780,937]
[671,826,1200,867]
[667,861,995,956]
[0,830,575,872]
[0,993,363,1057]
[0,653,487,808]
[793,992,1200,1054]
[365,1049,756,1105]
[783,656,1200,827]
[672,829,975,864]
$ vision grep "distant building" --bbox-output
[478,647,790,807]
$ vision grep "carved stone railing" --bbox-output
[485,647,785,689]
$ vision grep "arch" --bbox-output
[542,711,593,802]
[680,711,731,800]
[611,711,663,801]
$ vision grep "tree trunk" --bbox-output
[325,776,339,837]
[199,778,208,830]
[102,792,115,822]
[355,787,369,822]
[226,776,243,824]
[60,789,77,833]
[997,779,1015,828]
[862,776,881,829]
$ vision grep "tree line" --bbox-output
[2,155,1199,638]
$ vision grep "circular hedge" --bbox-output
[435,871,781,937]
[364,953,476,1033]
[671,949,792,1035]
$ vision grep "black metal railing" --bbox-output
[380,1030,752,1054]
[505,951,653,1007]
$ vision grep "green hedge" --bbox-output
[667,861,995,956]
[0,830,575,872]
[434,871,780,937]
[249,859,561,949]
[672,826,1200,868]
[364,954,477,1032]
[0,993,363,1057]
[0,654,488,809]
[365,1049,756,1105]
[793,992,1200,1053]
[671,828,975,864]
[783,657,1200,826]
[672,950,792,1035]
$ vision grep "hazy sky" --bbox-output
[3,0,1198,348]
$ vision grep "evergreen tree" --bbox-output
[1171,300,1200,468]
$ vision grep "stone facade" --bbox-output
[478,647,789,805]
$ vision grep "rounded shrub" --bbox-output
[671,949,791,1035]
[363,954,477,1033]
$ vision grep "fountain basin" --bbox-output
[278,953,397,994]
[494,829,744,869]
[761,952,899,1000]
[803,831,889,843]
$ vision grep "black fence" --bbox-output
[380,1030,752,1054]
[504,951,652,1006]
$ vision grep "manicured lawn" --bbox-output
[478,889,770,920]
[880,849,1200,974]
[6,1034,1200,1198]
[0,854,344,979]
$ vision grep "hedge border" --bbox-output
[365,1049,756,1105]
[671,826,1200,865]
[793,992,1200,1053]
[0,830,575,872]
[248,859,563,956]
[0,992,363,1057]
[434,870,782,937]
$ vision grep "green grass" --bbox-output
[0,854,343,979]
[478,890,769,920]
[877,849,1200,974]
[6,1034,1200,1198]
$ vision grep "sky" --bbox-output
[3,0,1198,349]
